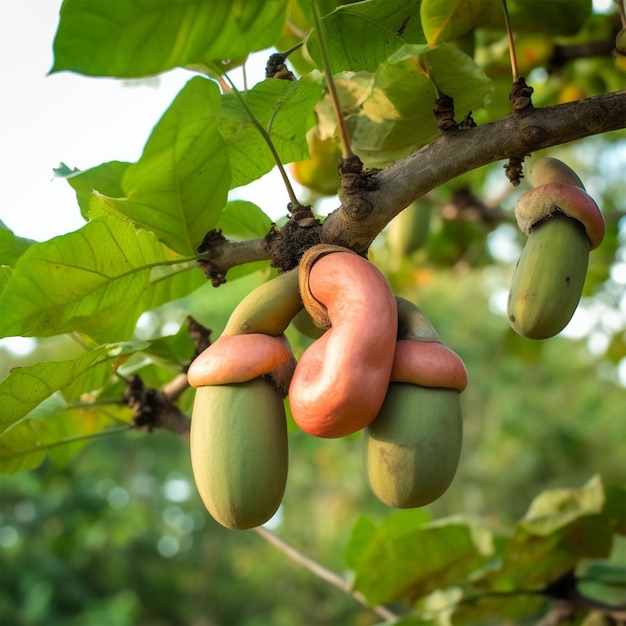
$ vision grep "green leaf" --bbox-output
[137,327,196,372]
[0,267,13,293]
[95,77,231,255]
[219,75,322,189]
[216,200,273,240]
[604,484,626,534]
[52,0,288,78]
[305,0,426,74]
[450,591,547,624]
[0,405,131,475]
[420,0,491,46]
[350,511,493,605]
[0,220,36,267]
[481,0,592,36]
[345,515,377,570]
[577,559,626,609]
[520,475,605,536]
[58,161,131,220]
[0,216,204,342]
[0,421,46,474]
[0,342,145,435]
[347,44,493,164]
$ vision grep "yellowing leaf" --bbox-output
[421,0,491,46]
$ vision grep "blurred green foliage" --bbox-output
[2,249,624,624]
[2,0,626,624]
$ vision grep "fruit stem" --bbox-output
[312,1,354,160]
[501,0,520,82]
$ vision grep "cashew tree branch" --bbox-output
[325,90,626,252]
[199,90,625,274]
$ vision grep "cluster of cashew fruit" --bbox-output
[187,244,468,529]
[507,157,605,340]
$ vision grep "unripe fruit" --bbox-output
[615,28,626,54]
[290,308,326,340]
[614,28,626,72]
[508,212,591,339]
[529,157,585,190]
[188,269,301,394]
[508,159,605,340]
[223,268,302,337]
[617,28,626,54]
[289,244,397,438]
[364,298,467,508]
[190,379,288,530]
[187,270,300,529]
[365,383,463,508]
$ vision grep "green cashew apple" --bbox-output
[364,298,468,508]
[508,158,605,339]
[190,379,288,530]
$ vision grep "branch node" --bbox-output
[186,315,212,362]
[510,77,534,111]
[196,229,228,287]
[338,154,364,187]
[459,111,477,129]
[504,155,527,187]
[521,125,548,146]
[289,203,318,228]
[341,196,374,220]
[265,53,295,81]
[434,94,458,132]
[124,375,191,436]
[264,219,322,272]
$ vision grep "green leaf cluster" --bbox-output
[348,477,625,624]
[1,1,624,624]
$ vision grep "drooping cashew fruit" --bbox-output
[188,268,301,393]
[528,157,585,190]
[187,269,302,530]
[289,244,398,438]
[507,158,605,340]
[364,298,467,509]
[187,333,295,390]
[190,379,288,530]
[222,268,303,337]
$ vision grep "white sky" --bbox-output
[0,0,297,243]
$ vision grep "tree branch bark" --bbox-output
[201,90,625,272]
[323,89,626,252]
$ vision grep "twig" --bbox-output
[252,526,399,623]
[190,91,626,265]
[312,1,353,160]
[220,73,303,211]
[501,0,519,82]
